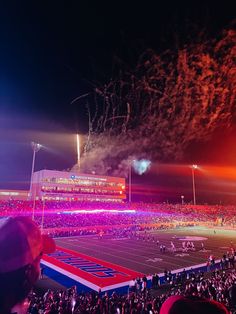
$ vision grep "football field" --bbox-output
[54,226,236,275]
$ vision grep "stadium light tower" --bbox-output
[192,164,198,205]
[76,133,80,171]
[129,160,135,203]
[29,142,42,200]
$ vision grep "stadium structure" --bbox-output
[0,189,28,200]
[30,169,126,202]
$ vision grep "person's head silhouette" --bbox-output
[0,216,55,314]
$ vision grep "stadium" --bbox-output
[1,160,236,313]
[30,169,126,202]
[1,2,236,313]
[1,137,236,313]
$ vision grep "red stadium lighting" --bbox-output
[191,164,198,205]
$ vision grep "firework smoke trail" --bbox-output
[78,24,236,177]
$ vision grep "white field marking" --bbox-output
[146,258,163,262]
[42,259,145,293]
[177,236,208,241]
[43,256,223,292]
[74,236,211,263]
[68,239,81,242]
[57,236,176,256]
[57,231,226,267]
[54,234,96,240]
[71,231,223,254]
[53,238,221,279]
[56,236,212,267]
[41,260,99,291]
[68,234,193,253]
[61,236,215,270]
[56,237,159,256]
[199,249,212,252]
[55,238,178,270]
[175,253,190,257]
[57,236,199,263]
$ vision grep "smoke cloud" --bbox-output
[77,24,236,177]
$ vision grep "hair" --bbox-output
[161,296,229,314]
[169,300,228,314]
[0,263,39,314]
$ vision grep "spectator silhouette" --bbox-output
[160,295,229,314]
[0,216,55,314]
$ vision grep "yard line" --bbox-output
[55,238,178,271]
[56,237,206,272]
[70,236,211,265]
[54,226,231,274]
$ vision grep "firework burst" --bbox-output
[78,23,236,177]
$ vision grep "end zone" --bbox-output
[42,246,143,292]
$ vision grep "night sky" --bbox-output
[0,1,235,203]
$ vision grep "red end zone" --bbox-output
[42,246,143,289]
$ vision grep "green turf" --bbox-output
[55,226,236,274]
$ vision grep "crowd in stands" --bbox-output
[26,265,236,313]
[2,201,236,313]
[1,200,236,238]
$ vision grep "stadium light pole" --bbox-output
[29,142,42,199]
[192,164,198,205]
[30,142,42,220]
[129,160,135,203]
